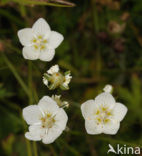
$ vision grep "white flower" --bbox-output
[81,87,128,135]
[47,64,59,74]
[18,18,64,61]
[103,84,113,93]
[43,65,72,90]
[23,96,68,144]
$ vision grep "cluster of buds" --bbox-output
[52,95,69,108]
[43,64,72,90]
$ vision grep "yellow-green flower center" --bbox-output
[32,35,47,51]
[95,106,112,125]
[41,113,55,129]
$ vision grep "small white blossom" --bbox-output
[18,18,64,61]
[23,96,68,144]
[103,84,113,93]
[81,86,128,135]
[43,65,72,90]
[47,64,59,74]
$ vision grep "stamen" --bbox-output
[32,35,47,51]
[95,106,112,125]
[96,110,100,115]
[40,113,56,129]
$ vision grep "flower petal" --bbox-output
[85,120,102,135]
[112,103,128,122]
[47,64,59,74]
[38,96,59,114]
[48,31,64,49]
[81,100,96,119]
[32,18,51,38]
[42,127,63,144]
[39,48,55,62]
[25,132,41,141]
[22,46,40,60]
[23,105,42,125]
[94,92,116,109]
[17,28,33,46]
[103,121,120,135]
[55,108,68,131]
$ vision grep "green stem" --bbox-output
[28,61,33,104]
[25,139,33,156]
[28,61,38,156]
[33,141,38,156]
[91,0,101,80]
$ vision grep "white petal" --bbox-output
[42,127,63,144]
[63,74,72,87]
[38,96,59,114]
[81,100,96,119]
[39,48,55,62]
[85,120,102,135]
[25,125,47,141]
[47,64,59,74]
[54,108,68,130]
[25,132,41,141]
[43,77,48,86]
[48,31,64,49]
[103,121,120,135]
[17,28,33,46]
[112,103,128,122]
[94,92,116,109]
[23,105,42,125]
[32,18,51,38]
[22,46,40,60]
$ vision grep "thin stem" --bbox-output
[28,61,38,156]
[28,61,33,104]
[33,141,38,156]
[91,0,101,80]
[25,138,33,156]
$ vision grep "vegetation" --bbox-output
[0,0,142,155]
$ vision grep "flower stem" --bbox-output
[28,61,33,104]
[33,141,38,156]
[25,139,33,156]
[28,61,38,156]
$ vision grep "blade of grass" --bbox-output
[10,0,75,7]
[2,54,30,98]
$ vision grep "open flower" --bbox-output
[81,85,128,135]
[23,96,68,144]
[18,18,64,61]
[43,64,72,90]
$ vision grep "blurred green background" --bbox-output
[0,0,142,155]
